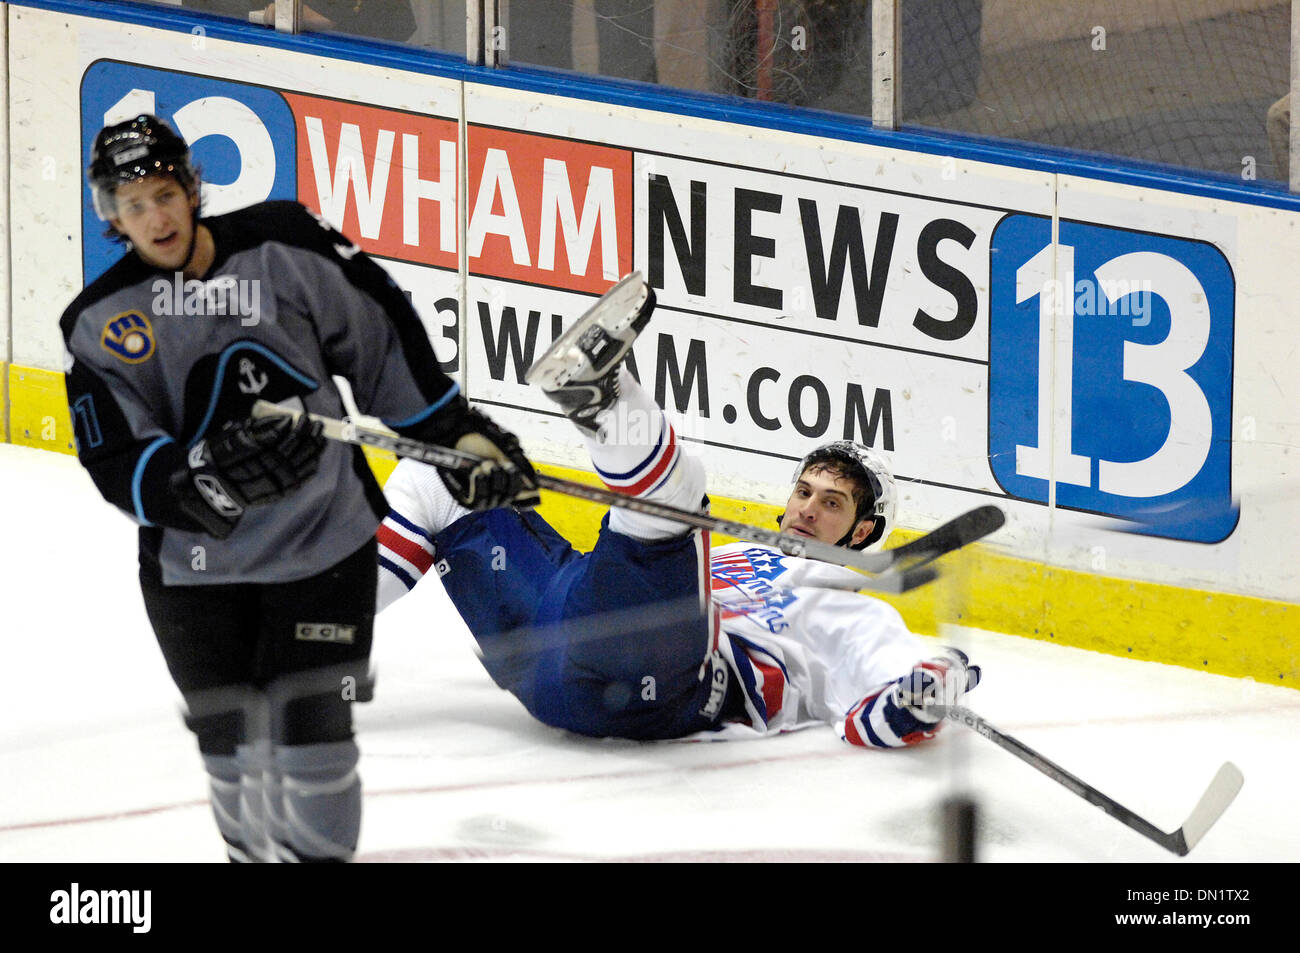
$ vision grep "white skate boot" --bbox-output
[525,272,656,433]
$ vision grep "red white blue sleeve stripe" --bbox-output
[840,679,941,749]
[724,634,789,726]
[594,419,681,497]
[376,509,435,593]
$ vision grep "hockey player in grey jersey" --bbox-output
[61,114,539,862]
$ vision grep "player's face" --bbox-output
[109,175,199,271]
[780,467,873,547]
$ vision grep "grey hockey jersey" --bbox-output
[61,200,457,585]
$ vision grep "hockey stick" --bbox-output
[737,505,1005,596]
[878,504,1004,572]
[253,401,994,592]
[946,705,1243,856]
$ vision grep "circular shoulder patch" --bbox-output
[100,310,156,364]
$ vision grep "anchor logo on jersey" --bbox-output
[182,341,320,445]
[100,311,155,364]
[237,357,270,395]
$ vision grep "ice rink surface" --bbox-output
[2,443,1296,864]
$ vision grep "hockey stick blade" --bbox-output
[1171,761,1245,855]
[252,401,941,593]
[854,563,940,594]
[947,706,1243,856]
[734,506,1004,593]
[882,505,1005,571]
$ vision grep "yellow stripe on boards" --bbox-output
[530,460,1298,687]
[8,364,75,454]
[8,364,1295,685]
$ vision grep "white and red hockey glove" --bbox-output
[898,648,982,723]
[841,649,981,749]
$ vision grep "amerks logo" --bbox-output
[711,547,791,588]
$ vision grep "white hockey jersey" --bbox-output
[377,456,947,749]
[705,542,937,747]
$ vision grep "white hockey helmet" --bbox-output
[792,441,897,550]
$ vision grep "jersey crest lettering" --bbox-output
[711,547,791,587]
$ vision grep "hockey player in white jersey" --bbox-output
[378,273,980,747]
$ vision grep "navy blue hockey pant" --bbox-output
[433,508,740,740]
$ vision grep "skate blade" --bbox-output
[526,272,652,390]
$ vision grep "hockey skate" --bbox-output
[525,272,656,433]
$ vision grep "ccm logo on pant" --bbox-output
[295,623,356,644]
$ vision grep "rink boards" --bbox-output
[1,1,1296,684]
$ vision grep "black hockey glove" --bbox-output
[424,397,540,511]
[171,415,327,539]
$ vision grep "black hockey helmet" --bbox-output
[790,441,897,550]
[87,114,198,220]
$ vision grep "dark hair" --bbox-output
[797,451,874,524]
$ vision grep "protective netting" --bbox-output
[510,0,1291,184]
[908,0,1291,184]
[140,1,466,53]
[118,2,1298,182]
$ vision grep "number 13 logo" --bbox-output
[988,215,1236,543]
